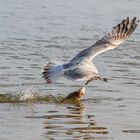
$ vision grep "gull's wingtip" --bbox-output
[126,16,139,24]
[108,16,139,46]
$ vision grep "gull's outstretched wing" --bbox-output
[70,17,139,63]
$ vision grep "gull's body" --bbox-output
[42,17,139,85]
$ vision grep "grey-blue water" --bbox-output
[0,0,140,139]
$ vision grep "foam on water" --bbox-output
[17,88,37,101]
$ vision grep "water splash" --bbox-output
[16,88,38,101]
[0,87,83,105]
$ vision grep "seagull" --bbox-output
[42,17,139,87]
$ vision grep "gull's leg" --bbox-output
[85,78,93,85]
[85,75,108,85]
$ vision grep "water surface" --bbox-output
[0,0,140,139]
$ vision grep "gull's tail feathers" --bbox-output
[96,17,139,46]
[41,62,64,84]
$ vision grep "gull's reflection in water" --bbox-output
[43,98,109,140]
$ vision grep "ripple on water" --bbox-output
[42,106,109,139]
[122,130,140,133]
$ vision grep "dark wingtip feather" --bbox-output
[99,17,139,46]
[114,17,139,41]
[41,63,54,84]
